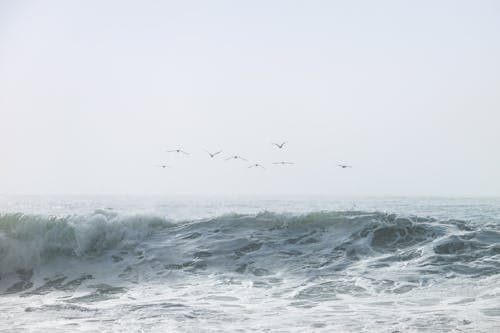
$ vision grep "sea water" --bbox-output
[0,196,499,332]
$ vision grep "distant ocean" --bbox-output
[1,196,499,332]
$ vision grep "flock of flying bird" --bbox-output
[156,141,352,170]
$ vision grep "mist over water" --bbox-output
[1,196,499,332]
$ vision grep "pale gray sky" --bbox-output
[1,0,499,196]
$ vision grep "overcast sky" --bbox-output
[0,0,499,196]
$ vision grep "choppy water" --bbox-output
[0,196,499,332]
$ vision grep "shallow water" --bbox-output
[1,196,499,332]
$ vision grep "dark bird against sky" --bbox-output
[225,155,248,161]
[203,149,222,158]
[272,161,294,165]
[272,141,287,149]
[249,163,266,170]
[166,149,189,155]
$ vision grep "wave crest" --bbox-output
[0,212,173,275]
[1,210,496,282]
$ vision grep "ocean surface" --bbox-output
[0,196,499,332]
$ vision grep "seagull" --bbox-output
[272,161,294,165]
[156,164,171,169]
[338,164,352,169]
[249,163,266,170]
[272,141,287,149]
[203,149,222,158]
[166,149,189,155]
[225,155,248,161]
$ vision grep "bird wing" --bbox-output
[213,150,222,156]
[180,150,189,155]
[238,156,248,161]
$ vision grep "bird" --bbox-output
[166,149,189,155]
[225,155,248,161]
[203,149,222,158]
[249,163,266,170]
[272,161,294,165]
[156,164,171,169]
[272,141,287,149]
[338,164,352,169]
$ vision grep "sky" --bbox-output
[0,0,499,197]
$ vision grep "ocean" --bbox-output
[0,196,499,332]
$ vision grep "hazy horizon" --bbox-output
[1,0,499,197]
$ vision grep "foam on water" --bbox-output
[0,197,499,332]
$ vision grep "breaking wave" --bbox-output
[0,211,173,275]
[1,210,499,286]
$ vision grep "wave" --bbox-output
[1,210,499,292]
[0,211,174,275]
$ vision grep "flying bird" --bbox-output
[156,164,171,169]
[249,163,266,170]
[203,149,222,158]
[225,155,248,161]
[338,164,352,169]
[166,149,189,155]
[272,161,294,165]
[272,141,287,149]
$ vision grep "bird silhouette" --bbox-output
[166,149,189,155]
[272,141,287,149]
[225,155,248,161]
[203,149,222,158]
[249,163,266,170]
